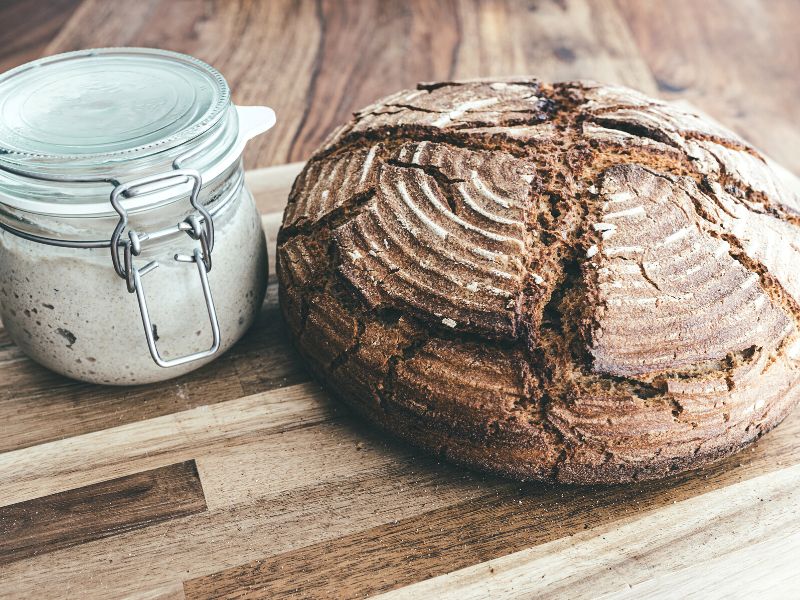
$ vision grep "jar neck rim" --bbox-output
[0,105,274,218]
[0,164,246,248]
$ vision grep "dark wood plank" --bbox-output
[0,460,206,566]
[450,0,656,90]
[0,0,82,72]
[616,0,800,175]
[286,0,462,163]
[183,409,800,599]
[0,282,308,453]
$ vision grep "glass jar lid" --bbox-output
[0,47,229,164]
[0,48,275,218]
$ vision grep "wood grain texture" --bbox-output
[1,413,498,598]
[1,0,796,175]
[375,464,800,599]
[0,382,333,508]
[184,411,800,599]
[615,0,800,175]
[0,461,206,566]
[0,0,82,72]
[1,166,799,599]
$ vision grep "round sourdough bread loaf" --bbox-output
[277,78,800,484]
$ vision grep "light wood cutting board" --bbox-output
[1,164,799,599]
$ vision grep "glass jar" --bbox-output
[0,48,275,385]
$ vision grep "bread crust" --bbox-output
[277,79,800,484]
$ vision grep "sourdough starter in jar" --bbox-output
[0,48,275,384]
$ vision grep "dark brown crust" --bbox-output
[277,78,800,484]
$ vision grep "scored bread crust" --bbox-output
[277,78,800,484]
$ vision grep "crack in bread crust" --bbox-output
[277,78,800,484]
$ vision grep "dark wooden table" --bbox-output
[2,2,800,598]
[2,0,798,175]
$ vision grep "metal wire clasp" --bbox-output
[109,169,221,368]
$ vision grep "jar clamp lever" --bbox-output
[108,168,221,368]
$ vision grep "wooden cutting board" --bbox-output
[1,164,799,599]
